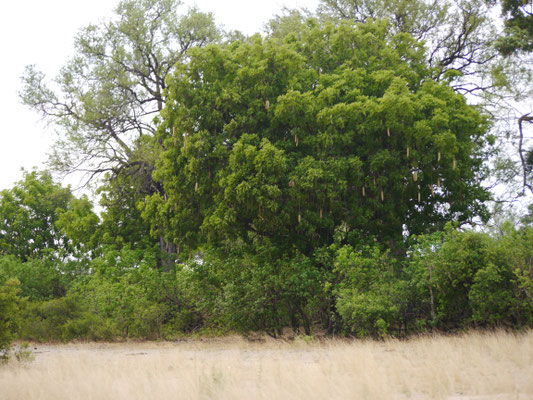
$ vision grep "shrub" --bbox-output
[0,276,22,359]
[333,245,411,337]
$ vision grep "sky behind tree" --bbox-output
[0,0,317,192]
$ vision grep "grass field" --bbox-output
[1,330,532,399]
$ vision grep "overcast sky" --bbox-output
[0,0,319,193]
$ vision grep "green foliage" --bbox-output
[469,225,533,326]
[0,276,22,360]
[55,195,100,254]
[177,243,326,337]
[0,171,73,261]
[67,246,170,339]
[317,0,497,85]
[19,295,85,342]
[17,247,178,341]
[492,0,533,55]
[0,256,68,301]
[409,225,533,329]
[332,224,533,337]
[0,170,100,267]
[333,244,411,337]
[148,20,490,260]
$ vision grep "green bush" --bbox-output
[18,296,80,342]
[409,224,533,330]
[0,255,68,301]
[0,276,22,359]
[333,245,411,337]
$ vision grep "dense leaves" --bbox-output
[4,0,532,343]
[0,171,80,261]
[0,275,22,359]
[147,20,491,257]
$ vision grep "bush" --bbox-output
[333,245,411,337]
[18,296,81,342]
[0,255,68,301]
[409,224,533,330]
[0,276,22,360]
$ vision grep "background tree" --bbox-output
[492,0,533,55]
[0,171,75,261]
[314,0,498,93]
[488,0,533,197]
[20,0,221,262]
[21,0,219,182]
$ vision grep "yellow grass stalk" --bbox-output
[2,331,531,400]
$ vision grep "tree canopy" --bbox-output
[20,0,220,184]
[145,20,491,257]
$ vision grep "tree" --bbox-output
[487,0,533,197]
[312,0,533,217]
[139,21,492,333]
[146,20,491,255]
[21,0,219,182]
[315,0,499,93]
[20,0,221,262]
[0,171,72,261]
[0,170,101,265]
[492,0,533,55]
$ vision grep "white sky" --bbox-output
[0,0,318,192]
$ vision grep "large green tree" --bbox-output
[312,0,532,214]
[145,20,491,257]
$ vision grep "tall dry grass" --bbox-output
[1,330,532,400]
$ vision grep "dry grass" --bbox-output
[1,330,532,400]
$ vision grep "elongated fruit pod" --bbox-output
[265,99,270,110]
[413,171,418,182]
